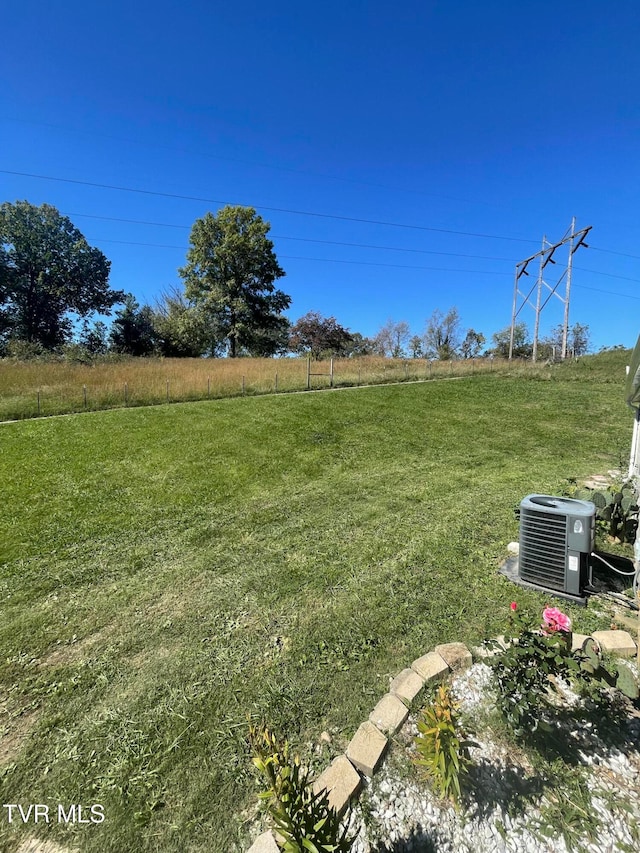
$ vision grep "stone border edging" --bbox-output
[247,631,638,852]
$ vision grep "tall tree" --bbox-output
[460,329,486,359]
[0,201,122,350]
[423,307,461,360]
[109,295,156,356]
[288,311,353,359]
[374,319,411,358]
[408,335,424,359]
[179,206,290,358]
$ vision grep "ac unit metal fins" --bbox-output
[520,510,567,590]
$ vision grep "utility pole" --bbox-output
[509,220,591,361]
[532,236,548,363]
[561,216,576,359]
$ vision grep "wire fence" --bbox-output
[0,355,544,422]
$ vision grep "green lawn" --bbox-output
[0,356,633,852]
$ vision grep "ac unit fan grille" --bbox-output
[520,509,567,591]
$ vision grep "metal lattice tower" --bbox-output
[509,217,591,361]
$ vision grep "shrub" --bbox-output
[487,603,639,737]
[486,603,575,736]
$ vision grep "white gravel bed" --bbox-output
[343,663,640,853]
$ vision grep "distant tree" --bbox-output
[342,331,375,357]
[408,335,424,359]
[570,323,590,357]
[3,338,46,360]
[460,329,486,359]
[0,200,123,350]
[79,319,109,355]
[543,322,590,358]
[423,307,461,360]
[109,295,156,356]
[288,311,353,359]
[152,286,216,357]
[492,322,531,359]
[242,317,291,357]
[179,205,290,358]
[374,319,411,358]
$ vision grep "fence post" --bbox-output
[83,384,87,409]
[449,360,453,375]
[124,382,128,405]
[275,372,278,393]
[404,362,408,379]
[358,367,361,386]
[428,361,432,378]
[307,358,311,390]
[242,375,245,396]
[207,376,210,398]
[166,380,170,402]
[330,358,334,388]
[37,390,41,415]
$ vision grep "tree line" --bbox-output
[0,200,589,361]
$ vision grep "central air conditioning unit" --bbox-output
[519,494,595,601]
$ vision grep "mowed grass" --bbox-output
[0,355,633,852]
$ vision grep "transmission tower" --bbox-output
[509,217,591,361]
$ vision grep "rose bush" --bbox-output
[487,603,575,736]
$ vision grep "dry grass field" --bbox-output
[0,355,535,421]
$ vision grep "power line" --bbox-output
[7,171,639,263]
[6,169,639,285]
[281,256,507,274]
[279,237,514,262]
[60,213,640,270]
[87,236,640,299]
[292,264,640,301]
[591,245,640,261]
[66,211,640,276]
[2,116,490,206]
[573,266,640,284]
[66,210,516,262]
[571,283,640,302]
[6,120,640,258]
[68,212,190,230]
[0,168,540,243]
[86,237,185,249]
[88,237,511,274]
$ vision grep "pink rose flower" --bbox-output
[542,606,571,633]
[510,602,518,611]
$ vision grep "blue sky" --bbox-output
[2,0,639,351]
